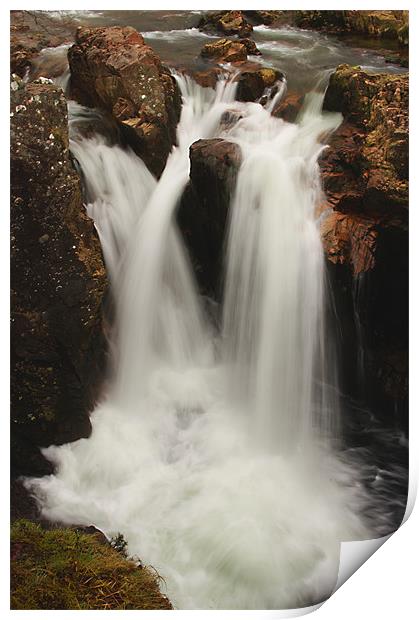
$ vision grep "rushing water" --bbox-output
[25,11,408,611]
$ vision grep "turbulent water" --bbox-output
[24,12,408,611]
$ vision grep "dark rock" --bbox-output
[243,11,284,26]
[68,26,182,177]
[178,139,242,296]
[236,67,284,102]
[198,11,253,38]
[11,82,108,477]
[320,64,408,423]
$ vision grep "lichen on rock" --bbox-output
[11,81,108,476]
[68,25,182,177]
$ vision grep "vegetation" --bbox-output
[11,520,172,610]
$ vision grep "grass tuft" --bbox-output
[11,519,172,610]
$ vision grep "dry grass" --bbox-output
[11,519,172,610]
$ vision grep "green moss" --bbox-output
[11,519,172,610]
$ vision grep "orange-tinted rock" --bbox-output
[68,26,182,177]
[272,92,304,123]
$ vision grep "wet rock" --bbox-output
[324,64,408,199]
[191,66,228,89]
[320,64,408,422]
[292,10,408,44]
[236,67,284,102]
[200,37,260,63]
[243,11,283,26]
[198,11,253,38]
[68,25,182,177]
[201,38,248,63]
[11,82,108,477]
[272,91,305,123]
[178,139,242,296]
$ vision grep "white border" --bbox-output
[2,2,417,618]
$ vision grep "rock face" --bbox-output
[178,139,242,296]
[68,26,182,177]
[11,81,108,477]
[320,65,408,423]
[198,11,253,38]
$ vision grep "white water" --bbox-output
[26,75,373,609]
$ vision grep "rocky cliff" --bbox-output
[11,78,108,477]
[321,65,408,423]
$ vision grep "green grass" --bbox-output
[11,519,172,610]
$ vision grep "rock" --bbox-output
[200,38,248,63]
[324,64,408,202]
[319,64,408,423]
[68,26,182,177]
[272,91,305,123]
[243,11,283,26]
[291,10,408,43]
[198,11,253,37]
[10,10,75,77]
[178,139,242,296]
[236,67,284,102]
[191,66,228,89]
[200,37,261,63]
[11,82,108,477]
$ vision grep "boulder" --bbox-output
[198,11,253,38]
[68,26,182,177]
[178,139,242,296]
[200,38,248,63]
[236,67,284,102]
[11,81,108,477]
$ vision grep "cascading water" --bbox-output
[26,74,376,610]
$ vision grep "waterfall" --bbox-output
[26,75,373,610]
[222,92,342,451]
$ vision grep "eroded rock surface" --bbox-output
[68,26,182,177]
[11,81,108,476]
